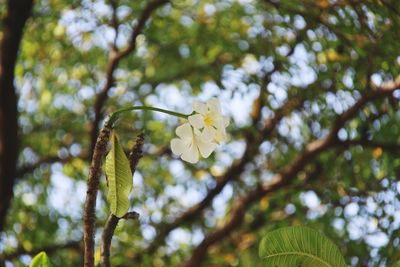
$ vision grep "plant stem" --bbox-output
[108,106,190,126]
[100,212,139,267]
[83,122,113,267]
[85,108,183,267]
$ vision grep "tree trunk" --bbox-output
[0,0,34,232]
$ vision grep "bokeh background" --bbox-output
[1,0,400,266]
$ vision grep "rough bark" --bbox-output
[83,122,112,267]
[0,0,34,232]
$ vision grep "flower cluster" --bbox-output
[171,98,229,163]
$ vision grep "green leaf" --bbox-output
[29,251,50,267]
[391,261,400,267]
[259,226,347,267]
[105,131,133,218]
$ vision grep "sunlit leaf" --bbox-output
[105,131,133,218]
[259,226,346,267]
[29,251,50,267]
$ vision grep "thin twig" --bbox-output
[89,0,169,155]
[100,214,120,267]
[128,133,145,172]
[109,0,119,51]
[100,212,139,267]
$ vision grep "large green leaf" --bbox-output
[259,226,347,267]
[105,131,133,218]
[391,262,400,267]
[29,251,50,267]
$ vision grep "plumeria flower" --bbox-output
[170,98,229,163]
[188,98,229,144]
[171,123,217,163]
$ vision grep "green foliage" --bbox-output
[2,0,400,266]
[259,226,346,267]
[105,131,133,218]
[29,252,50,267]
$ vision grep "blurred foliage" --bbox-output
[1,0,400,266]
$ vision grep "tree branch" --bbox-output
[179,77,400,267]
[338,139,400,154]
[128,133,145,172]
[131,39,309,260]
[180,139,330,267]
[109,0,119,51]
[132,91,303,262]
[16,153,89,178]
[214,162,323,255]
[83,1,170,256]
[83,121,113,267]
[132,24,305,263]
[16,133,148,179]
[100,212,139,267]
[0,0,34,233]
[89,0,169,155]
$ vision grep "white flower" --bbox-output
[171,123,217,163]
[170,98,230,164]
[188,98,229,144]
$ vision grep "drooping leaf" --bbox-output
[29,251,50,267]
[259,226,346,267]
[105,131,133,218]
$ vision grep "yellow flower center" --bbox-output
[204,113,214,126]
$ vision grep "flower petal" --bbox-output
[215,128,227,143]
[197,139,217,158]
[214,116,229,130]
[214,117,224,129]
[193,127,201,136]
[224,116,230,127]
[181,143,199,163]
[171,138,188,156]
[188,114,205,129]
[200,126,216,142]
[193,101,207,115]
[207,98,221,114]
[176,123,193,139]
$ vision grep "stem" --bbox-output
[83,122,113,267]
[100,212,139,267]
[100,214,119,267]
[85,107,184,267]
[108,106,191,126]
